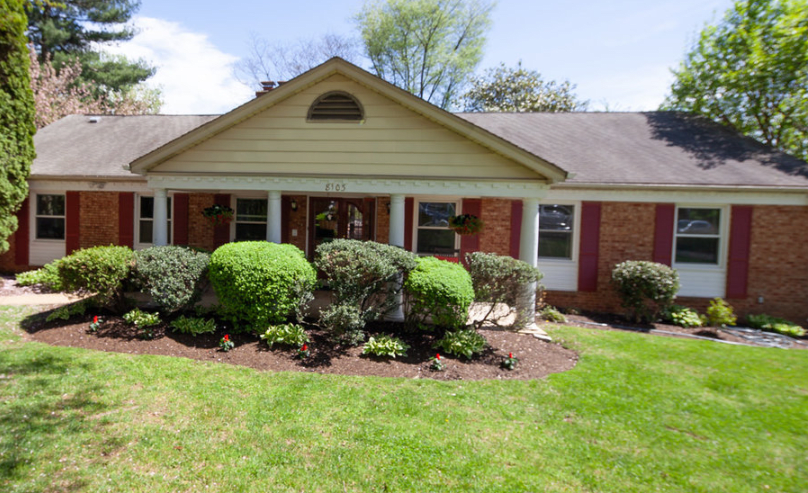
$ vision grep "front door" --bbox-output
[309,198,375,258]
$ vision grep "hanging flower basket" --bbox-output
[448,214,484,235]
[202,204,234,227]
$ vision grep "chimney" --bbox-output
[255,80,287,97]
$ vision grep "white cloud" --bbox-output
[580,64,675,112]
[102,17,254,114]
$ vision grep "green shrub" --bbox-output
[209,242,316,331]
[465,252,543,329]
[362,335,410,358]
[704,298,736,327]
[747,314,806,337]
[57,245,135,311]
[123,308,161,339]
[45,300,86,322]
[662,305,703,328]
[611,261,680,323]
[134,246,210,313]
[315,239,417,336]
[405,257,473,330]
[260,323,310,348]
[319,304,366,345]
[170,316,216,336]
[539,306,566,323]
[16,262,64,291]
[434,329,487,359]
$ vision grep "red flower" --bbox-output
[224,334,230,342]
[509,352,513,359]
[93,316,98,324]
[436,353,441,360]
[302,344,308,351]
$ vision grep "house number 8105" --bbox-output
[325,183,347,192]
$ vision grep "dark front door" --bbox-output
[309,198,375,258]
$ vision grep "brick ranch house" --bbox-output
[2,58,807,323]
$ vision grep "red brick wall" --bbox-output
[79,192,119,248]
[479,198,512,256]
[286,195,307,253]
[188,193,215,252]
[0,228,33,273]
[376,197,390,245]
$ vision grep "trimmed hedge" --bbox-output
[16,261,64,291]
[134,246,210,313]
[611,260,679,323]
[405,256,473,329]
[209,242,315,331]
[57,245,135,311]
[465,252,543,329]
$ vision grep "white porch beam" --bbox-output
[386,193,406,322]
[517,198,540,329]
[153,188,169,246]
[267,190,282,243]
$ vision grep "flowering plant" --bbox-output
[430,353,446,371]
[501,352,518,371]
[219,334,234,352]
[448,214,484,235]
[297,343,310,359]
[89,315,102,332]
[202,205,234,227]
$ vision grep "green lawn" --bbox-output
[1,306,806,492]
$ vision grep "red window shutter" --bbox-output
[653,204,675,266]
[66,191,80,254]
[459,198,481,264]
[173,193,189,246]
[577,202,601,292]
[726,205,753,299]
[404,197,414,251]
[118,192,135,248]
[15,197,29,266]
[281,196,290,244]
[213,194,230,249]
[509,200,522,258]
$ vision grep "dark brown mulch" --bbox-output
[21,311,578,381]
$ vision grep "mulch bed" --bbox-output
[20,310,579,381]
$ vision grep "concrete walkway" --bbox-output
[0,293,89,306]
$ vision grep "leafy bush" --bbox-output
[747,314,806,337]
[465,252,543,329]
[315,239,417,336]
[539,306,566,323]
[362,335,410,358]
[405,257,473,330]
[57,246,135,311]
[209,242,316,331]
[611,261,679,323]
[434,329,487,359]
[260,323,310,348]
[319,304,366,345]
[662,305,703,328]
[16,262,64,291]
[45,300,86,322]
[704,298,737,327]
[134,246,210,313]
[123,308,161,339]
[170,316,216,336]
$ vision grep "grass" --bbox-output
[0,306,806,492]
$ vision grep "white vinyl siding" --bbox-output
[673,206,728,298]
[537,203,580,292]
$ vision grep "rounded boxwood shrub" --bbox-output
[404,257,473,329]
[134,246,210,313]
[58,245,135,311]
[209,242,315,331]
[611,260,679,323]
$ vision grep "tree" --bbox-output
[234,33,360,90]
[29,48,161,129]
[355,0,494,109]
[458,61,588,112]
[663,0,808,160]
[0,0,37,253]
[26,0,154,93]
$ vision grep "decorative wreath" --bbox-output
[201,205,235,227]
[448,214,484,235]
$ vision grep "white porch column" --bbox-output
[386,193,406,321]
[267,190,282,243]
[517,198,540,328]
[153,188,169,246]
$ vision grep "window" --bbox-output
[307,91,364,121]
[235,198,267,241]
[35,194,65,240]
[675,207,721,264]
[538,204,575,259]
[416,201,457,256]
[138,196,172,245]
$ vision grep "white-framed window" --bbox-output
[415,200,459,256]
[35,194,66,240]
[137,195,172,246]
[674,207,722,265]
[538,204,576,260]
[235,198,267,241]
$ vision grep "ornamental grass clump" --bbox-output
[611,260,679,323]
[134,246,210,313]
[404,257,474,330]
[209,242,315,332]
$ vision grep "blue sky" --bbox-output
[107,0,734,114]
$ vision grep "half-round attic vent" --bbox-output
[307,91,364,122]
